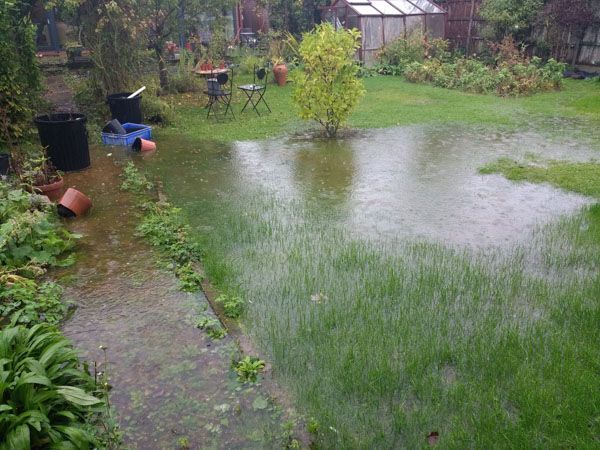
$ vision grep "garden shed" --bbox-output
[322,0,446,65]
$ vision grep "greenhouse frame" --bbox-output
[322,0,447,65]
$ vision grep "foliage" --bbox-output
[11,149,62,188]
[194,314,226,339]
[142,93,175,125]
[479,0,543,40]
[168,50,201,94]
[120,161,154,193]
[293,23,365,137]
[0,185,76,273]
[258,0,330,34]
[215,294,244,318]
[0,185,77,326]
[0,0,42,147]
[0,324,104,449]
[540,0,595,64]
[233,356,265,383]
[77,0,148,96]
[404,51,565,96]
[176,262,203,292]
[377,33,451,73]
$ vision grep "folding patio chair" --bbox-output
[204,68,235,120]
[238,66,271,116]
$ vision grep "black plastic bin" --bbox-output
[34,113,90,172]
[107,93,143,124]
[0,153,9,175]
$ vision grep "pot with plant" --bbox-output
[268,31,288,86]
[13,149,64,201]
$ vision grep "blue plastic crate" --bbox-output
[101,123,152,146]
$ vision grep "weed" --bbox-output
[176,262,203,292]
[234,356,265,383]
[120,162,153,193]
[215,293,244,318]
[195,314,226,339]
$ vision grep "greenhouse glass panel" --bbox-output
[409,0,444,14]
[350,4,383,15]
[426,13,445,38]
[370,0,403,15]
[383,16,405,43]
[405,15,424,34]
[388,0,423,14]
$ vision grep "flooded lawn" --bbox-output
[139,124,599,448]
[59,148,287,449]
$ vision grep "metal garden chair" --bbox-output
[238,66,271,116]
[204,67,235,120]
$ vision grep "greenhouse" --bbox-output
[323,0,447,64]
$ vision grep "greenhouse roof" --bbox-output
[335,0,445,16]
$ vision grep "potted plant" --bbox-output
[268,31,288,86]
[13,150,64,201]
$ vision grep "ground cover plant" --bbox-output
[0,184,78,326]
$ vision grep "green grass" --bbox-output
[148,76,600,447]
[158,76,600,143]
[171,187,600,449]
[480,158,600,199]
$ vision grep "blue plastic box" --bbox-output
[101,123,152,146]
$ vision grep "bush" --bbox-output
[0,0,41,147]
[0,324,104,448]
[167,50,201,94]
[294,23,365,137]
[404,55,565,96]
[142,93,175,125]
[376,34,451,75]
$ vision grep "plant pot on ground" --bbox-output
[12,150,64,201]
[272,60,288,86]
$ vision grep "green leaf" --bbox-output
[4,424,30,450]
[252,395,268,410]
[56,386,103,406]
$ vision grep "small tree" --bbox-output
[480,0,543,41]
[293,23,364,138]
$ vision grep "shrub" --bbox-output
[294,23,364,137]
[404,55,565,96]
[0,324,103,448]
[142,94,175,125]
[0,0,41,147]
[377,33,451,72]
[167,50,201,94]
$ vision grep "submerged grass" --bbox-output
[148,77,600,447]
[163,183,600,448]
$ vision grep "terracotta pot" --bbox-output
[132,138,157,152]
[273,63,288,87]
[57,188,92,217]
[34,177,64,202]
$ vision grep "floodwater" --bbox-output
[145,125,596,249]
[58,123,597,448]
[59,148,285,449]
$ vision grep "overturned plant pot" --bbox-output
[34,177,64,202]
[132,137,156,152]
[57,188,92,217]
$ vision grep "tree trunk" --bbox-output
[156,47,169,91]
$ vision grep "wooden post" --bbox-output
[466,0,476,55]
